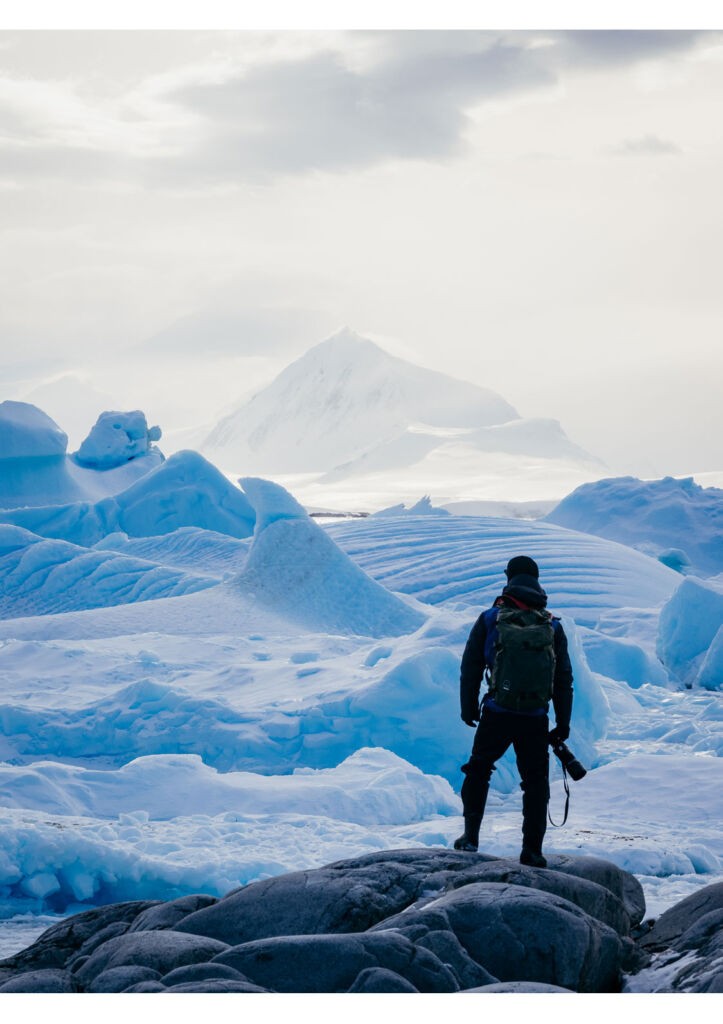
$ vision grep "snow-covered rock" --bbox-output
[75,410,162,469]
[547,476,723,577]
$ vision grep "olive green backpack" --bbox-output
[487,606,556,711]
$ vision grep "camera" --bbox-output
[550,740,587,781]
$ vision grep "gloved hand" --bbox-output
[462,714,479,728]
[549,724,570,745]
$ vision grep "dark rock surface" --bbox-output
[348,966,419,992]
[87,966,161,993]
[173,848,636,945]
[0,968,79,993]
[0,900,158,975]
[369,881,622,993]
[639,881,723,951]
[74,930,229,986]
[160,961,250,986]
[214,931,459,993]
[128,893,219,932]
[0,847,716,994]
[465,982,574,992]
[163,979,268,992]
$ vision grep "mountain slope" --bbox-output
[201,328,519,473]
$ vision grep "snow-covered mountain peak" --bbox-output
[202,329,520,474]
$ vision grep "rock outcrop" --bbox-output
[0,847,716,994]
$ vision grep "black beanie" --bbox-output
[505,555,539,580]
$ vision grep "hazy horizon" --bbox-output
[1,29,722,481]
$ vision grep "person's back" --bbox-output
[454,555,573,866]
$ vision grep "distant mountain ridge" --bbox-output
[201,330,601,493]
[203,328,522,473]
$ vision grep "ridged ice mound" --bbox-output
[2,847,692,993]
[235,477,426,638]
[0,524,213,619]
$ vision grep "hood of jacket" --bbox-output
[501,573,548,609]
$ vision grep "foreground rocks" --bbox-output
[0,848,717,993]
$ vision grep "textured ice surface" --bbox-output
[0,479,720,935]
[0,525,213,618]
[547,475,723,577]
[0,451,255,545]
[657,576,723,687]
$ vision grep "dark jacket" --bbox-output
[460,574,574,728]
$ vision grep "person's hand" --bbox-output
[549,724,570,745]
[462,714,479,727]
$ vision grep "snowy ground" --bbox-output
[0,462,721,958]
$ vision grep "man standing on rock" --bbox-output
[454,556,574,867]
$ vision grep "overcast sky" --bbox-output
[1,29,722,476]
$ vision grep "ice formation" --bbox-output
[75,410,162,469]
[0,457,720,942]
[0,402,68,459]
[657,576,723,688]
[0,451,256,545]
[547,475,723,577]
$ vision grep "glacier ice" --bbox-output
[0,451,256,545]
[0,401,68,460]
[0,458,721,933]
[657,576,723,686]
[547,475,723,578]
[75,410,162,469]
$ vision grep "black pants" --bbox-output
[461,706,550,853]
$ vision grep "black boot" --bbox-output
[520,776,548,869]
[520,846,547,868]
[453,813,482,852]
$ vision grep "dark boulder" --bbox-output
[213,931,459,993]
[0,900,159,974]
[163,980,268,992]
[464,981,574,992]
[128,893,218,932]
[161,961,251,986]
[370,881,623,993]
[0,968,79,993]
[74,929,229,986]
[88,966,161,993]
[639,881,723,951]
[348,967,419,992]
[545,854,646,927]
[122,981,167,992]
[174,848,636,947]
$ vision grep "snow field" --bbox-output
[0,448,721,943]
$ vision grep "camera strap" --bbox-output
[548,763,570,828]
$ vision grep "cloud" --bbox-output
[557,30,706,67]
[0,30,711,187]
[609,134,682,157]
